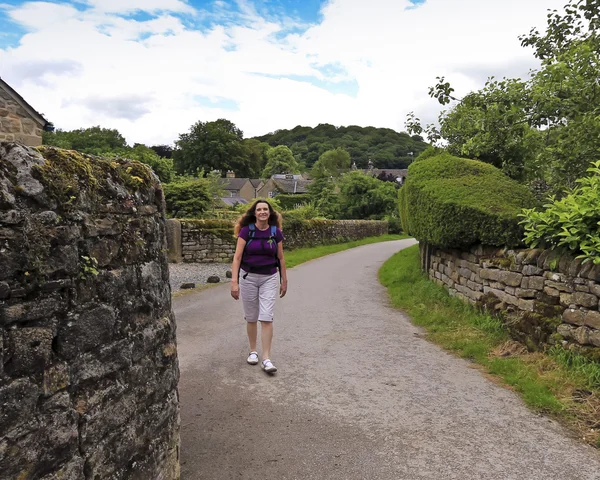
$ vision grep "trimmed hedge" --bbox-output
[276,193,311,210]
[399,153,536,248]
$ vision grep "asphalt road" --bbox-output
[174,239,600,480]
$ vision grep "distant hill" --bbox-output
[254,123,428,170]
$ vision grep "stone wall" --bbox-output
[427,244,600,351]
[0,87,43,146]
[176,219,389,263]
[0,143,180,479]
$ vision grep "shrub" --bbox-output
[276,193,311,210]
[519,161,600,264]
[386,215,402,234]
[399,153,535,248]
[163,178,212,218]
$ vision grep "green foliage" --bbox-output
[242,138,270,178]
[519,161,600,264]
[385,215,403,234]
[399,153,536,248]
[282,203,322,221]
[163,178,212,218]
[43,126,127,154]
[255,123,427,170]
[262,145,299,178]
[307,177,340,219]
[275,193,311,210]
[311,147,351,179]
[417,0,600,192]
[337,171,398,220]
[173,119,250,176]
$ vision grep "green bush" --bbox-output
[399,153,536,248]
[519,161,600,264]
[386,215,402,234]
[163,178,212,218]
[276,193,311,210]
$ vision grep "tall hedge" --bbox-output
[276,193,311,210]
[399,153,536,248]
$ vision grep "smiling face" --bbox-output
[254,202,271,223]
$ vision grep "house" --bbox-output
[363,168,408,185]
[270,174,312,195]
[0,77,52,146]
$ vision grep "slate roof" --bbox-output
[273,178,312,194]
[219,178,250,191]
[221,197,248,206]
[249,179,263,188]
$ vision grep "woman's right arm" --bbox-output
[230,236,246,300]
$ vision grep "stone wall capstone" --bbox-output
[0,143,180,479]
[0,88,43,146]
[426,244,600,352]
[176,219,389,263]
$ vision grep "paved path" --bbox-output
[174,239,600,480]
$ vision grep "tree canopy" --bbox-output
[410,0,600,193]
[255,123,427,170]
[262,145,300,178]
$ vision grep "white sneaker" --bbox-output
[247,352,259,365]
[261,359,277,373]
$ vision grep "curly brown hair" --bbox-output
[234,199,282,236]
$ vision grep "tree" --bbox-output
[43,126,127,154]
[311,148,351,179]
[173,119,250,176]
[336,171,397,219]
[307,177,339,219]
[150,144,174,158]
[162,178,212,218]
[262,145,299,178]
[415,0,600,192]
[127,144,175,183]
[242,138,270,178]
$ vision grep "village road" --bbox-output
[174,239,600,480]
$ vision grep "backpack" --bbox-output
[240,223,281,282]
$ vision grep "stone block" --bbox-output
[57,305,116,358]
[7,327,54,376]
[573,326,590,345]
[591,284,600,297]
[545,280,572,293]
[522,276,545,291]
[575,285,590,293]
[522,265,543,276]
[498,271,523,287]
[71,340,133,384]
[166,219,182,263]
[544,286,560,297]
[0,378,39,434]
[517,298,535,312]
[43,363,70,397]
[479,268,500,281]
[572,291,598,308]
[0,296,62,326]
[559,292,573,306]
[584,310,600,330]
[590,331,600,347]
[515,288,537,299]
[557,323,575,339]
[505,286,516,295]
[563,308,585,326]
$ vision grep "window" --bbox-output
[268,191,274,198]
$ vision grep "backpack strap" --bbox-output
[240,224,256,280]
[270,225,282,284]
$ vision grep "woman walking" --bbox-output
[231,200,288,373]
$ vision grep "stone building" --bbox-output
[0,77,52,146]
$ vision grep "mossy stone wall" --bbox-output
[174,219,388,263]
[428,243,600,357]
[0,143,180,479]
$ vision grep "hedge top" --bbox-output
[400,153,536,248]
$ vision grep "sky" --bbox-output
[0,0,567,147]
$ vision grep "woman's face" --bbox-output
[254,202,270,222]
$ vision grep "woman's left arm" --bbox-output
[277,241,288,298]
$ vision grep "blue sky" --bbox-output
[0,0,563,145]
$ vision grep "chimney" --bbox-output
[226,170,235,178]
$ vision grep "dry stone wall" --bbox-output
[428,244,600,351]
[176,219,388,263]
[0,143,180,480]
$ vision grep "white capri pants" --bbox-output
[239,269,279,322]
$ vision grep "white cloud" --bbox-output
[0,0,567,146]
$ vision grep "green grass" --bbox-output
[379,245,600,439]
[284,234,408,269]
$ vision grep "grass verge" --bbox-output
[285,234,408,269]
[379,244,600,448]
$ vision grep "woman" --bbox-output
[231,200,288,373]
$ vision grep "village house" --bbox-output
[0,77,52,146]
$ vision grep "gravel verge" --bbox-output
[168,262,232,292]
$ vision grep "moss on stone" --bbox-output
[33,146,155,207]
